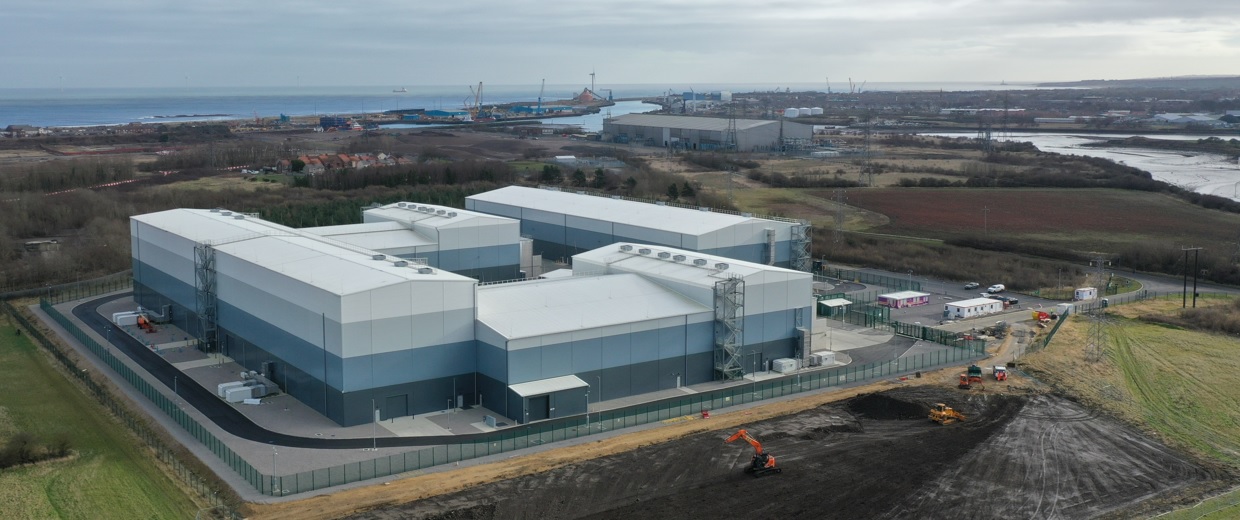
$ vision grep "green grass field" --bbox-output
[0,322,197,519]
[1024,298,1240,517]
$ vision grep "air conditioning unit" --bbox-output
[715,263,729,270]
[657,252,671,259]
[619,245,633,252]
[638,248,651,255]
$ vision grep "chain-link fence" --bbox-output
[1,271,132,304]
[817,269,922,292]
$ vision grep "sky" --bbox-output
[4,0,1239,89]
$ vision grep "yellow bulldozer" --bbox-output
[929,403,966,425]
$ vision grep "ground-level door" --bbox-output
[527,395,550,421]
[382,394,408,421]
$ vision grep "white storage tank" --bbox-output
[811,107,824,115]
[799,107,811,116]
[783,108,800,118]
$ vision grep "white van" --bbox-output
[987,284,1006,293]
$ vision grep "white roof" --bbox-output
[365,202,513,229]
[947,297,1003,308]
[819,298,852,307]
[539,269,574,279]
[608,113,787,132]
[879,291,930,299]
[133,209,473,295]
[302,221,437,250]
[469,186,788,236]
[476,274,711,340]
[509,375,588,397]
[573,243,807,286]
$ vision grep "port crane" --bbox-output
[537,79,545,114]
[725,429,782,477]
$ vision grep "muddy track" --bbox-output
[343,386,1209,520]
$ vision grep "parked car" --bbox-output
[987,284,1006,293]
[964,282,980,289]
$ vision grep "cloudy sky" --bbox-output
[4,0,1238,88]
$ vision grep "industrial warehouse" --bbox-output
[601,113,814,151]
[128,189,814,427]
[465,185,812,269]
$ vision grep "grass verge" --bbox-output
[0,320,198,519]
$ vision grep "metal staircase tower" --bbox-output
[713,277,745,380]
[194,243,218,353]
[791,222,812,272]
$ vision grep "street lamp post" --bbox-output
[371,398,377,451]
[271,447,278,496]
[585,390,590,431]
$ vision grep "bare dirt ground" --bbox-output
[339,386,1213,520]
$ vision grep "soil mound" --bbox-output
[847,393,926,420]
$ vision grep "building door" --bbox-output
[383,394,408,420]
[527,395,550,422]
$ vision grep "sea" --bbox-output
[0,81,1042,129]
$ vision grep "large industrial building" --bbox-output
[601,114,813,152]
[465,186,811,270]
[130,206,813,427]
[302,202,524,282]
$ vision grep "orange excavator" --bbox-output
[725,429,782,477]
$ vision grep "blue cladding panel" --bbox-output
[630,330,659,363]
[541,343,573,377]
[563,228,614,253]
[342,341,477,391]
[571,337,602,372]
[476,341,507,381]
[742,309,800,344]
[509,348,541,384]
[686,321,714,354]
[133,260,196,312]
[658,325,686,359]
[601,335,631,366]
[216,299,329,384]
[522,220,565,244]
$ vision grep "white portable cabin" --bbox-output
[877,291,931,309]
[1074,287,1098,301]
[944,297,1004,319]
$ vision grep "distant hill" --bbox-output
[1038,76,1240,89]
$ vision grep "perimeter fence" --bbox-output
[37,292,983,496]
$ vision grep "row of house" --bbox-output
[279,153,413,174]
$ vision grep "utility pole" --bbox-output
[1182,247,1202,308]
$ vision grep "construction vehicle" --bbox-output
[958,373,972,389]
[967,365,984,384]
[725,429,782,477]
[136,315,157,334]
[994,366,1008,381]
[929,403,966,425]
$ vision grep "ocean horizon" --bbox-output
[1,81,1045,128]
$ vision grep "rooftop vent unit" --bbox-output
[417,267,434,274]
[576,191,586,195]
[210,208,222,213]
[619,245,633,252]
[436,210,447,215]
[393,261,408,267]
[220,211,233,216]
[699,207,711,212]
[693,259,708,266]
[372,254,386,261]
[233,215,246,220]
[397,202,407,207]
[610,196,622,200]
[715,263,729,270]
[656,201,667,206]
[419,206,431,212]
[672,255,686,262]
[741,212,753,217]
[447,212,457,217]
[657,252,671,259]
[638,248,652,255]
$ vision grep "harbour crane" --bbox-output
[537,79,545,114]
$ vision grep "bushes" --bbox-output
[681,153,759,170]
[0,431,72,469]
